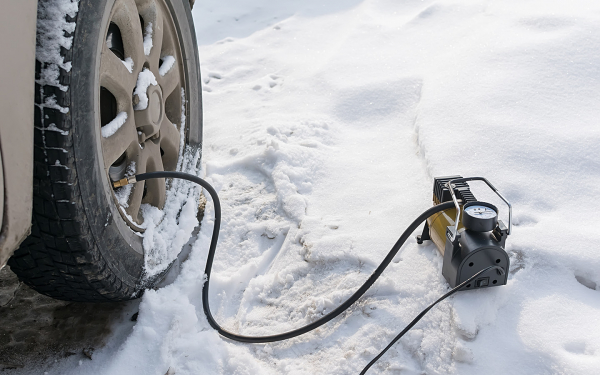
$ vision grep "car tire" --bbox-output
[8,0,202,302]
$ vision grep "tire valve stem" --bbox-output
[112,176,137,188]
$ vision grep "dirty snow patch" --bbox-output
[114,162,136,208]
[159,55,176,76]
[134,68,158,110]
[101,112,128,138]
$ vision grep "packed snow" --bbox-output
[43,123,69,135]
[114,161,136,208]
[142,147,201,277]
[122,56,134,73]
[18,0,600,374]
[159,55,176,76]
[101,111,128,138]
[133,68,158,110]
[143,21,153,56]
[114,87,193,278]
[35,0,78,91]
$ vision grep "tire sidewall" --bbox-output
[71,0,202,290]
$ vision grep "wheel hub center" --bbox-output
[144,84,164,128]
[134,84,164,142]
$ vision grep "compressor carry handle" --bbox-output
[446,177,512,240]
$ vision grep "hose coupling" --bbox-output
[112,175,137,188]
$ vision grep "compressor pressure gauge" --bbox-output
[462,201,498,232]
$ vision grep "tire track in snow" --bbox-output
[201,120,338,337]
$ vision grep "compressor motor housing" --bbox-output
[417,176,510,289]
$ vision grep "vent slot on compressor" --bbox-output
[433,175,477,204]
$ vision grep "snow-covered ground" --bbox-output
[27,0,600,374]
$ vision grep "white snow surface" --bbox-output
[29,0,600,374]
[101,111,128,138]
[133,68,158,110]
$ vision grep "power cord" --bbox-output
[118,172,504,373]
[359,265,504,374]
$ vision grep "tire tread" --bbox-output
[8,6,138,302]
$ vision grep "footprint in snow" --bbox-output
[512,214,538,227]
[508,248,526,275]
[216,37,235,45]
[564,340,595,355]
[201,71,223,92]
[575,274,597,291]
[252,74,282,91]
[517,16,574,32]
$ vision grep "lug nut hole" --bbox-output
[469,262,474,267]
[496,259,501,263]
[466,284,471,288]
[492,280,498,284]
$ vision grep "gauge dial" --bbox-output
[462,202,498,232]
[464,205,497,219]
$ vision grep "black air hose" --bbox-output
[133,171,456,343]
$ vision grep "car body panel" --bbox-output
[0,0,38,267]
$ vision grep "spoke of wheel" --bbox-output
[101,112,138,167]
[148,4,164,73]
[126,148,149,223]
[159,117,181,171]
[142,141,166,209]
[105,0,185,229]
[159,6,178,58]
[158,61,180,98]
[156,1,182,98]
[100,44,136,102]
[126,181,146,224]
[111,0,146,69]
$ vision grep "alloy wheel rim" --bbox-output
[99,0,185,230]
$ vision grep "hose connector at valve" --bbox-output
[112,175,137,188]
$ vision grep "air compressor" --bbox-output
[115,172,511,374]
[416,176,511,289]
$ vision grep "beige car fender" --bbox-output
[0,0,37,268]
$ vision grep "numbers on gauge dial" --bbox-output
[464,205,496,219]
